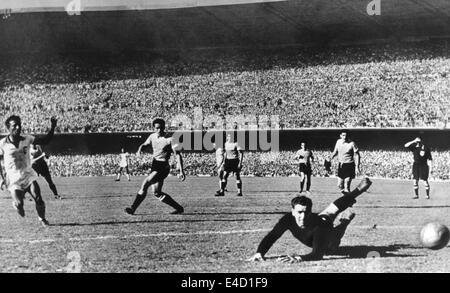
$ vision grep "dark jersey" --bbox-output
[408,145,432,165]
[257,213,333,261]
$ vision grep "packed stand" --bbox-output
[1,41,450,133]
[46,150,450,180]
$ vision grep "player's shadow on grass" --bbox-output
[53,218,253,227]
[265,244,424,261]
[327,244,424,259]
[361,205,450,209]
[181,212,286,216]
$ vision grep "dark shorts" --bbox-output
[224,159,240,173]
[299,163,312,175]
[118,166,130,174]
[150,160,170,182]
[32,159,51,178]
[338,162,355,179]
[413,163,429,181]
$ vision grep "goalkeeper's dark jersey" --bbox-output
[257,213,333,261]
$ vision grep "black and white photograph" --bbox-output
[1,0,450,276]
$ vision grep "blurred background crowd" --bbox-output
[1,40,450,133]
[45,150,449,180]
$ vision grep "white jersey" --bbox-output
[0,135,38,192]
[144,133,179,162]
[119,152,129,167]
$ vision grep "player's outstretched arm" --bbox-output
[252,216,289,261]
[34,117,57,146]
[136,136,152,156]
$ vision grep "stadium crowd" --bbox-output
[1,41,450,133]
[46,150,450,180]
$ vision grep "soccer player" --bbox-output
[30,144,61,199]
[212,136,225,191]
[247,177,372,262]
[294,142,314,193]
[404,137,432,199]
[115,148,131,181]
[125,118,185,215]
[215,132,244,197]
[0,116,57,226]
[328,130,360,193]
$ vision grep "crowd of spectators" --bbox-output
[46,150,450,180]
[1,40,450,133]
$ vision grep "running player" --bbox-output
[30,144,61,199]
[248,177,372,262]
[115,148,131,181]
[215,132,243,197]
[294,142,314,193]
[328,130,360,193]
[125,118,185,215]
[0,115,57,226]
[404,137,432,199]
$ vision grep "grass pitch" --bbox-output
[0,176,449,273]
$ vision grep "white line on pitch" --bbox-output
[0,225,422,245]
[0,228,270,244]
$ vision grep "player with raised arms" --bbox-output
[125,118,185,215]
[0,116,57,226]
[248,177,372,262]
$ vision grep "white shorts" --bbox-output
[6,168,38,193]
[119,163,128,168]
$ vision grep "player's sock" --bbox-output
[49,183,58,197]
[220,180,227,192]
[300,180,304,193]
[325,178,372,217]
[159,194,184,214]
[129,192,147,213]
[13,201,25,217]
[425,183,430,198]
[343,177,372,198]
[236,180,242,196]
[413,184,419,198]
[306,179,311,192]
[35,200,46,221]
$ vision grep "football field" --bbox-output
[0,176,449,273]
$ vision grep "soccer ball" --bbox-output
[420,222,450,250]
